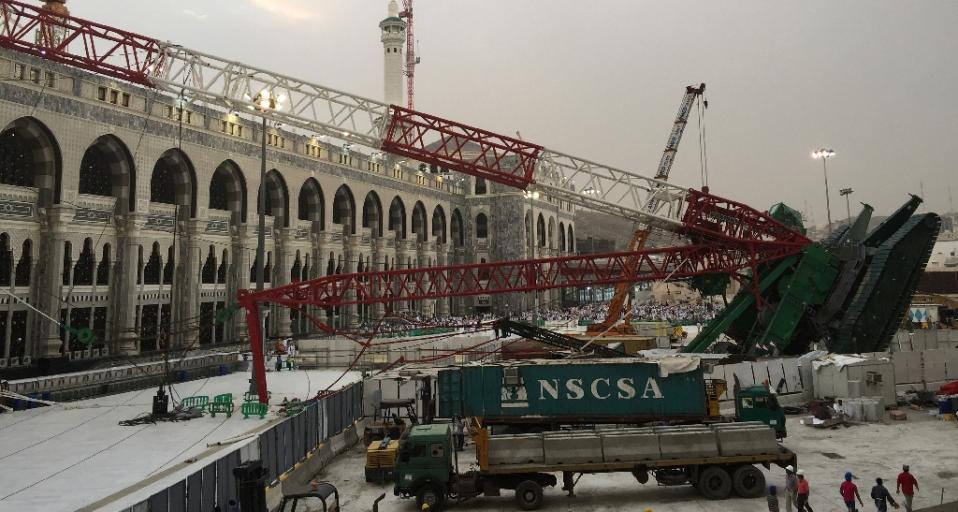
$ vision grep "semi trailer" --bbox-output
[436,357,787,437]
[393,422,796,510]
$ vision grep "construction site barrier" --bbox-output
[123,381,364,512]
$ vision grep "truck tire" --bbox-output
[731,465,766,498]
[514,480,544,510]
[416,484,444,511]
[696,466,732,500]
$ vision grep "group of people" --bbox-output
[517,300,724,325]
[770,465,920,512]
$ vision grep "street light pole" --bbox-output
[812,148,836,234]
[253,89,282,371]
[839,187,853,225]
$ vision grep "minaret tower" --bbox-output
[380,0,406,106]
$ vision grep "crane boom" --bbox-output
[588,84,706,335]
[399,0,416,109]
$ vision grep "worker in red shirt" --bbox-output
[796,469,813,511]
[897,464,919,512]
[839,472,863,511]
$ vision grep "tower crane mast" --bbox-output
[399,0,417,109]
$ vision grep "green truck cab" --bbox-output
[394,424,456,509]
[735,386,786,438]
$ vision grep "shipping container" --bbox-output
[437,358,707,424]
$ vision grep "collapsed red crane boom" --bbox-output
[0,0,811,404]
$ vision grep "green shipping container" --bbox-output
[438,358,707,424]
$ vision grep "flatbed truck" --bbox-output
[394,422,796,510]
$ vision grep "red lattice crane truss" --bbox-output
[0,0,811,402]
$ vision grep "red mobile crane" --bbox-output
[0,0,810,403]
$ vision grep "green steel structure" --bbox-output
[683,195,941,355]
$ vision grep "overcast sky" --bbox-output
[77,0,957,225]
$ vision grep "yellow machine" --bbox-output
[365,439,400,482]
[364,398,416,482]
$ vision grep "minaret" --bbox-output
[380,0,406,106]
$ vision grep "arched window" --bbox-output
[150,148,196,217]
[209,160,246,223]
[476,213,488,239]
[388,197,407,239]
[257,169,289,228]
[474,177,487,195]
[451,209,464,247]
[432,205,446,244]
[332,185,356,234]
[15,239,31,286]
[144,243,162,285]
[412,202,428,242]
[73,239,95,286]
[96,244,111,286]
[79,135,136,213]
[298,178,325,230]
[537,213,546,248]
[0,117,62,207]
[202,246,216,284]
[0,234,10,287]
[567,225,575,252]
[163,246,175,285]
[362,191,383,237]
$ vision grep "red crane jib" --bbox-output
[382,105,542,190]
[0,0,162,86]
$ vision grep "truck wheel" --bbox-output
[731,465,766,498]
[696,466,732,500]
[416,485,444,511]
[515,480,544,511]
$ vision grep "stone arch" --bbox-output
[362,191,384,237]
[150,148,197,218]
[79,134,136,214]
[476,213,488,239]
[559,222,566,251]
[388,196,407,239]
[451,208,464,247]
[257,169,289,228]
[298,177,325,230]
[432,205,446,244]
[332,184,356,235]
[0,116,62,207]
[209,159,247,223]
[567,225,574,252]
[411,201,428,242]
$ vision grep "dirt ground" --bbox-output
[314,411,958,512]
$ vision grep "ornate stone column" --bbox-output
[233,224,254,344]
[175,217,202,349]
[274,228,293,338]
[436,244,450,317]
[344,232,361,328]
[113,213,147,355]
[35,204,74,358]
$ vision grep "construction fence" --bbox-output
[124,382,364,512]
